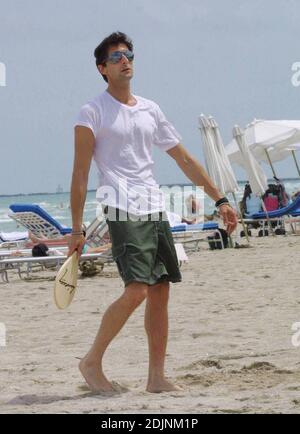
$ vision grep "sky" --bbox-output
[0,0,300,195]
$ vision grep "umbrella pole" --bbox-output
[264,149,277,178]
[291,150,300,178]
[232,192,250,244]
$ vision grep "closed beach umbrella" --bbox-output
[199,115,249,243]
[199,115,238,195]
[209,117,239,193]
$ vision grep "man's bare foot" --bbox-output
[146,379,183,393]
[79,358,115,393]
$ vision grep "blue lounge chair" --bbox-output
[171,222,219,232]
[171,222,224,250]
[250,195,300,219]
[9,204,72,239]
[9,204,110,246]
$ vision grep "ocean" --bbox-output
[1,179,300,234]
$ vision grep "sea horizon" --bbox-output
[1,177,300,198]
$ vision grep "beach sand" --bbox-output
[1,233,300,414]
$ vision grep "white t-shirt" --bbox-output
[75,90,181,215]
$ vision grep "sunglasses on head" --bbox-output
[106,50,134,64]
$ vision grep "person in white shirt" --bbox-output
[69,32,237,394]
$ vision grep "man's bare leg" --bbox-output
[79,282,148,392]
[145,281,182,392]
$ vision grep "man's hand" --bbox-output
[218,204,238,235]
[68,234,86,259]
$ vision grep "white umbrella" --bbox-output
[226,138,290,167]
[199,115,239,195]
[232,125,268,196]
[209,117,239,192]
[199,115,249,243]
[227,119,300,177]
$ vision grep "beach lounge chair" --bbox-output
[171,222,225,250]
[250,195,300,220]
[0,231,29,249]
[0,251,112,283]
[242,195,300,236]
[85,216,109,248]
[9,204,72,239]
[8,203,110,246]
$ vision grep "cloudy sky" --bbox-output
[0,0,299,194]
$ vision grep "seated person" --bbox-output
[273,176,290,207]
[240,183,262,216]
[166,210,204,227]
[166,193,204,227]
[263,193,279,212]
[184,194,204,224]
[12,231,111,257]
[262,181,289,211]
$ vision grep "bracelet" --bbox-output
[215,197,229,208]
[71,230,84,236]
[218,202,232,209]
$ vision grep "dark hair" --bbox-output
[32,243,49,257]
[94,31,133,83]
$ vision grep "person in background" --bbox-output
[240,183,262,216]
[184,194,203,224]
[273,176,290,207]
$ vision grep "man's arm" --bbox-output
[167,143,223,201]
[69,126,95,255]
[167,143,238,234]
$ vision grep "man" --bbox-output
[69,31,237,394]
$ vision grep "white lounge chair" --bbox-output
[0,251,112,283]
[9,204,72,239]
[0,231,29,250]
[8,203,109,246]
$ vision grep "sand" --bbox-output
[1,233,300,414]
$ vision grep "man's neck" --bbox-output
[106,84,136,106]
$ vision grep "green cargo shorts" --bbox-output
[104,207,182,287]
